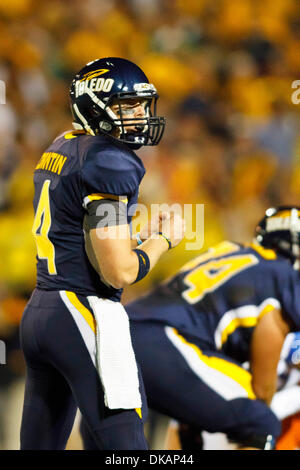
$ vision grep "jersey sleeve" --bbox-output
[277,267,300,331]
[84,199,128,229]
[81,143,141,209]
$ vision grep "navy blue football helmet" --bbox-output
[69,57,165,147]
[255,206,300,269]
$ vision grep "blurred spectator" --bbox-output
[1,0,300,312]
[252,100,298,167]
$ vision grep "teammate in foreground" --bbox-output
[80,206,300,450]
[20,57,184,450]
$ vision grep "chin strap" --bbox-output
[72,104,95,135]
[120,132,148,145]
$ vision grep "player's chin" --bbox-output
[124,125,138,132]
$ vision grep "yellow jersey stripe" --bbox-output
[64,131,86,140]
[65,291,96,334]
[258,303,276,319]
[173,329,256,400]
[135,408,142,419]
[220,317,257,347]
[214,297,280,349]
[220,303,276,347]
[64,133,77,140]
[248,243,277,260]
[86,193,128,205]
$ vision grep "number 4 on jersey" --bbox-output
[32,179,57,275]
[182,242,258,304]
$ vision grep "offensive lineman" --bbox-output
[20,57,185,450]
[80,206,300,450]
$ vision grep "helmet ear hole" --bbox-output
[99,121,113,132]
[92,108,101,117]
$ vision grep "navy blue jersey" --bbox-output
[32,131,145,301]
[127,241,300,362]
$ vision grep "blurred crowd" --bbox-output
[1,0,300,448]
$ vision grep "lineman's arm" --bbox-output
[250,308,290,405]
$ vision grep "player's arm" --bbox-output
[86,200,184,289]
[89,226,166,289]
[250,308,290,405]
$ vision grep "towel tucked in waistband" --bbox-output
[87,296,142,410]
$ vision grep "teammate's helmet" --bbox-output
[255,206,300,268]
[69,57,166,147]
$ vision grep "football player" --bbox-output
[20,57,185,450]
[79,206,300,450]
[163,332,300,450]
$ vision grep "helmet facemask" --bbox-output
[104,91,164,147]
[289,208,300,270]
[71,84,165,147]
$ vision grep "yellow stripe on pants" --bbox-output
[172,328,256,400]
[65,291,142,418]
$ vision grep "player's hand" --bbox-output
[159,212,186,249]
[140,211,170,240]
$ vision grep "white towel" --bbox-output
[87,296,142,410]
[271,385,300,420]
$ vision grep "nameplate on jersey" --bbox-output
[35,152,67,175]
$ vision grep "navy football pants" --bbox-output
[81,320,281,450]
[20,289,148,450]
[130,321,281,447]
[80,321,281,450]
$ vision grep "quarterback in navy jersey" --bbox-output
[80,206,300,450]
[32,130,145,301]
[20,57,185,450]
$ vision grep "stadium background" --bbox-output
[1,0,300,449]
